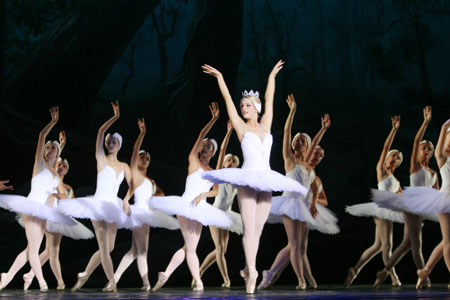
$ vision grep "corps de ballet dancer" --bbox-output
[198,120,243,288]
[0,180,13,191]
[259,94,337,290]
[113,118,179,291]
[201,61,307,293]
[372,107,438,288]
[0,107,76,292]
[345,115,404,287]
[149,103,232,292]
[58,101,132,292]
[399,119,450,288]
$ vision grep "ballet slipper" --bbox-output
[416,268,430,290]
[296,277,306,290]
[23,274,33,291]
[152,272,168,292]
[71,272,88,292]
[390,273,401,287]
[246,268,258,294]
[239,267,249,283]
[192,279,204,292]
[39,280,48,292]
[257,270,275,290]
[141,284,151,291]
[221,280,231,288]
[102,280,117,292]
[0,273,11,291]
[373,270,389,288]
[191,277,196,288]
[57,282,65,291]
[343,267,358,287]
[306,276,317,289]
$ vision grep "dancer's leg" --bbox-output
[0,249,28,289]
[179,216,202,283]
[377,218,400,285]
[237,186,258,269]
[383,222,411,271]
[282,216,306,288]
[133,225,150,287]
[425,241,444,273]
[438,213,450,273]
[404,213,425,269]
[211,227,230,285]
[23,215,47,290]
[301,228,317,287]
[114,240,137,284]
[47,233,64,288]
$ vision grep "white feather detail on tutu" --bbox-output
[202,169,307,194]
[346,202,404,223]
[224,210,243,234]
[129,205,180,230]
[1,195,76,225]
[371,189,439,222]
[402,186,450,215]
[148,196,232,228]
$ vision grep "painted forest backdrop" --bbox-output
[1,0,450,288]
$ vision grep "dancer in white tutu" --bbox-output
[373,107,437,288]
[22,156,94,291]
[258,94,333,290]
[113,118,179,291]
[345,115,403,287]
[59,101,131,292]
[0,180,13,191]
[202,61,307,293]
[198,120,243,289]
[403,118,450,288]
[150,103,232,292]
[0,107,75,292]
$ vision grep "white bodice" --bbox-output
[378,174,400,193]
[27,168,60,204]
[213,183,237,211]
[410,167,437,187]
[182,168,214,202]
[282,164,315,198]
[440,157,450,195]
[134,178,154,208]
[93,165,124,201]
[241,132,272,170]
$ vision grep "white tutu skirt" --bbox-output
[202,168,307,194]
[16,215,94,240]
[372,189,439,222]
[223,210,243,235]
[0,195,76,225]
[270,196,340,234]
[148,196,232,228]
[57,196,129,227]
[346,202,404,223]
[402,186,450,215]
[129,205,180,230]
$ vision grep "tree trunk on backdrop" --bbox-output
[1,0,159,130]
[154,0,243,152]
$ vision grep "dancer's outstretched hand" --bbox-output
[47,194,57,206]
[286,94,296,111]
[423,106,432,122]
[50,106,59,123]
[0,180,13,191]
[321,114,331,129]
[202,64,222,78]
[310,203,318,219]
[59,130,66,148]
[209,102,220,120]
[123,200,131,216]
[192,194,202,207]
[391,115,400,129]
[112,100,120,118]
[138,118,146,134]
[269,60,284,78]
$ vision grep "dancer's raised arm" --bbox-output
[96,101,120,168]
[435,118,450,168]
[260,60,284,132]
[34,107,59,175]
[315,177,328,207]
[188,102,220,174]
[376,116,400,180]
[283,94,297,172]
[59,130,66,153]
[216,121,233,170]
[202,65,245,137]
[411,107,432,173]
[305,114,330,164]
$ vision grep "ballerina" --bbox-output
[149,103,232,292]
[400,118,450,288]
[372,107,438,288]
[0,107,75,292]
[58,101,131,292]
[113,118,179,291]
[258,94,336,290]
[198,120,243,288]
[201,61,307,293]
[345,116,404,287]
[0,180,13,191]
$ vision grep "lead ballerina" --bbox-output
[202,60,307,294]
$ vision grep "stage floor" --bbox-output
[0,285,449,299]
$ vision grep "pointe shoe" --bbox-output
[192,279,204,292]
[0,273,11,291]
[343,267,358,287]
[221,280,231,288]
[39,280,48,292]
[306,277,318,289]
[391,273,401,287]
[141,284,151,291]
[296,277,307,290]
[373,270,389,288]
[416,268,430,290]
[71,272,88,292]
[151,272,168,292]
[57,282,65,291]
[191,277,196,289]
[246,269,258,294]
[23,274,33,291]
[240,268,249,283]
[257,270,275,290]
[102,281,117,292]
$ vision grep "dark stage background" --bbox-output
[1,0,450,289]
